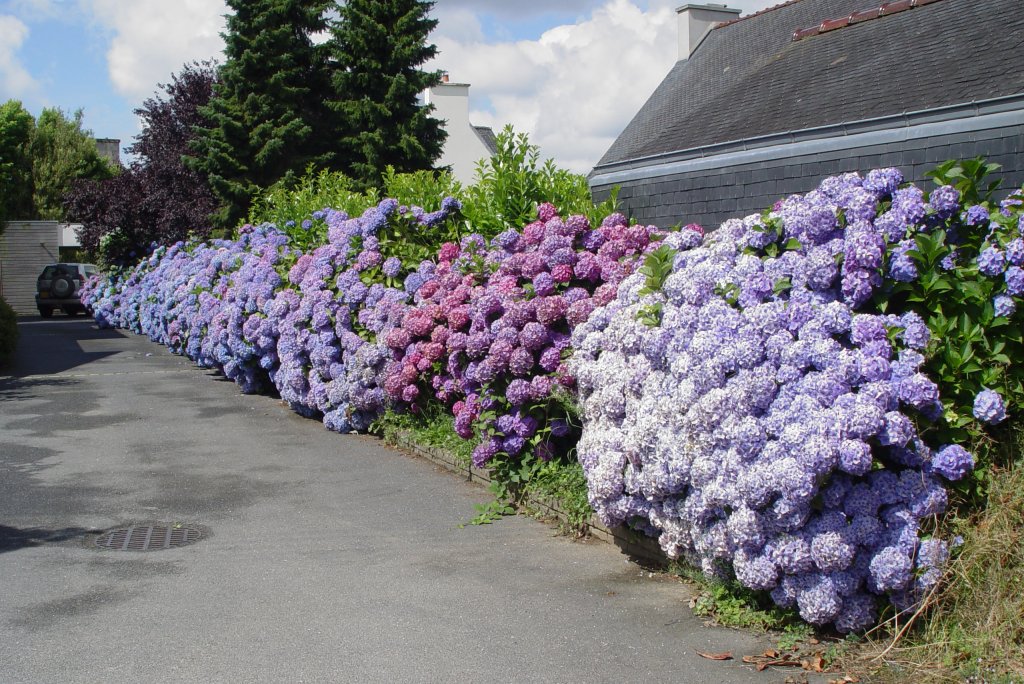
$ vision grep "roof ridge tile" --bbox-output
[792,0,948,41]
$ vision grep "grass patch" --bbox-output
[670,561,804,633]
[521,459,593,532]
[373,405,474,468]
[374,407,595,533]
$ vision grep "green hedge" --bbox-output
[0,295,17,366]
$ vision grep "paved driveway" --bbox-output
[0,318,786,683]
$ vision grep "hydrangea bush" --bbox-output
[264,199,459,431]
[378,203,662,477]
[571,167,1024,632]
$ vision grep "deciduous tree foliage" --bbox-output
[186,0,334,229]
[0,100,35,230]
[328,0,446,191]
[31,108,114,220]
[66,62,218,262]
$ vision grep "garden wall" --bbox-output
[591,122,1024,230]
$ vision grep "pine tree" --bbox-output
[328,0,446,191]
[187,0,333,228]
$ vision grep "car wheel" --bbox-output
[39,307,53,318]
[50,275,74,299]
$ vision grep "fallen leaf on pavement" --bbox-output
[696,651,733,661]
[802,654,827,672]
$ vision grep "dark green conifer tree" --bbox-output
[187,0,333,228]
[328,0,446,191]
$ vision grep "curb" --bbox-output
[388,431,667,566]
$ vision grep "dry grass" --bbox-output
[856,460,1024,683]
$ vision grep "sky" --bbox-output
[0,0,778,173]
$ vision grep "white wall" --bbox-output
[60,223,82,248]
[424,82,493,185]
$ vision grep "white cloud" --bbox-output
[429,0,679,172]
[82,0,226,102]
[429,0,783,172]
[0,14,40,98]
[436,0,598,16]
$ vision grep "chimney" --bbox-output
[677,3,740,59]
[94,138,121,166]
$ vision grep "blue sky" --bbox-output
[0,0,775,172]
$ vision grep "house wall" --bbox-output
[592,123,1024,231]
[0,221,61,315]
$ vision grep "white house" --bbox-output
[424,76,498,185]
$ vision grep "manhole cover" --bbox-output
[94,525,202,551]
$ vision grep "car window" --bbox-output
[40,266,60,279]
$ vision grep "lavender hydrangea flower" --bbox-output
[972,388,1007,424]
[978,247,1006,277]
[927,185,960,217]
[994,294,1016,318]
[1005,266,1024,296]
[963,204,990,226]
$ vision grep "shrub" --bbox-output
[462,125,618,237]
[0,295,17,365]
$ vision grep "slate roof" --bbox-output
[474,126,498,155]
[596,0,1024,169]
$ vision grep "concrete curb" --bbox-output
[388,430,667,566]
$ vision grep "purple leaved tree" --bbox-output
[66,61,218,263]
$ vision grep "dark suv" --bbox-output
[35,263,100,317]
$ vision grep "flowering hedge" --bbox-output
[82,163,1024,633]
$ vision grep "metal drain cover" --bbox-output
[94,525,202,551]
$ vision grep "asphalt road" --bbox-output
[0,317,794,683]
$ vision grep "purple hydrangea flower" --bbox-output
[963,204,990,226]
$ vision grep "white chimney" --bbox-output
[423,78,494,185]
[677,3,740,60]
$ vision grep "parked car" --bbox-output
[35,263,100,317]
